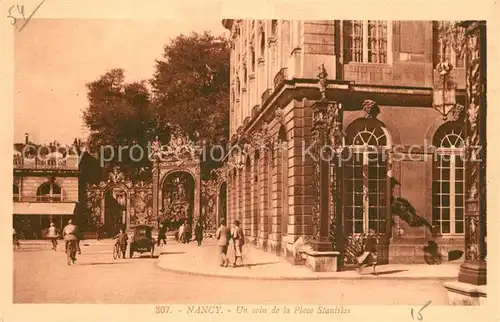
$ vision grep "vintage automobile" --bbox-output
[129,225,155,258]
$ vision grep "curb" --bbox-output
[156,257,457,281]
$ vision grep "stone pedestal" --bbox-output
[304,250,340,272]
[443,281,487,306]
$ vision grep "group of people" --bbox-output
[171,220,204,246]
[215,219,244,267]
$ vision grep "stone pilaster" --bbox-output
[244,161,252,238]
[269,143,282,255]
[250,154,259,243]
[259,150,270,249]
[459,21,487,286]
[443,21,487,306]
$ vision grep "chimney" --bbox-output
[25,133,29,145]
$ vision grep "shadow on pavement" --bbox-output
[371,269,409,276]
[78,261,130,266]
[158,252,186,255]
[239,261,280,268]
[130,255,160,259]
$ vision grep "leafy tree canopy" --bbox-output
[150,31,230,146]
[82,32,230,181]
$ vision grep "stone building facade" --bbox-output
[13,135,80,239]
[222,20,469,270]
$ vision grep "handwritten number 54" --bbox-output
[7,5,25,25]
[411,301,431,321]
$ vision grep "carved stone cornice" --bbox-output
[251,105,261,119]
[361,99,380,119]
[243,117,251,128]
[275,106,285,125]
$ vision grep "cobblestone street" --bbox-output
[13,241,450,305]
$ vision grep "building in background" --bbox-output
[222,20,473,270]
[13,133,81,239]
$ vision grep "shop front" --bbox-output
[13,202,76,239]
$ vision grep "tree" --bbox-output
[82,32,230,181]
[150,32,230,147]
[82,68,155,180]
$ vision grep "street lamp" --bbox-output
[433,21,467,121]
[433,61,457,120]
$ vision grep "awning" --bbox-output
[14,202,76,215]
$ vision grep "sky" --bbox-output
[14,19,228,145]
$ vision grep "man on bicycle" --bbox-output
[113,228,128,259]
[62,219,79,261]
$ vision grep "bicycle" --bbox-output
[66,240,77,266]
[113,242,122,260]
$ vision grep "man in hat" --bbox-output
[47,222,58,251]
[215,219,231,267]
[231,220,245,267]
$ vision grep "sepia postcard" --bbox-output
[1,1,499,322]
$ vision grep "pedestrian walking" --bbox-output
[178,222,185,243]
[96,222,102,241]
[184,222,192,244]
[157,223,167,247]
[194,220,203,246]
[231,220,245,267]
[215,219,231,267]
[113,228,129,259]
[47,222,58,251]
[356,229,378,275]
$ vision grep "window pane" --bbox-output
[432,181,440,193]
[369,208,378,220]
[442,195,450,207]
[344,206,353,220]
[354,207,363,220]
[432,193,440,206]
[432,208,440,222]
[442,208,450,220]
[455,221,464,234]
[455,182,464,193]
[455,194,464,207]
[442,169,450,181]
[354,221,363,233]
[455,207,464,220]
[354,193,363,205]
[442,221,450,234]
[441,182,450,193]
[369,220,377,231]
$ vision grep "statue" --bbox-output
[108,166,125,184]
[162,127,195,159]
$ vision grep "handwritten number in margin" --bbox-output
[411,300,431,321]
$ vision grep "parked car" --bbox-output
[129,225,155,258]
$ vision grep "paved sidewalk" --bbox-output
[156,238,461,280]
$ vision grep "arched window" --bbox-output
[37,181,62,202]
[432,122,465,235]
[343,119,389,234]
[13,184,20,202]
